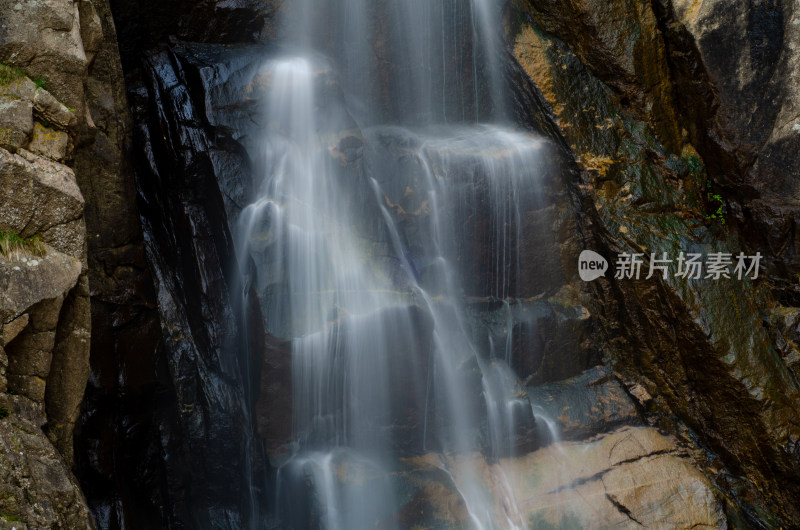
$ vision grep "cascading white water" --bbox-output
[236,1,558,528]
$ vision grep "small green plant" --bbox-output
[33,76,46,90]
[703,177,726,224]
[0,230,46,258]
[0,62,25,87]
[0,513,22,522]
[0,407,10,419]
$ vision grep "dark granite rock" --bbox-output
[526,366,641,441]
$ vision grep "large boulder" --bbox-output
[0,0,88,114]
[0,248,81,324]
[393,427,725,528]
[0,147,84,250]
[497,426,726,528]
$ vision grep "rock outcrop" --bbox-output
[279,427,726,529]
[526,366,641,441]
[0,63,93,527]
[0,393,94,529]
[511,0,800,525]
[1,0,158,527]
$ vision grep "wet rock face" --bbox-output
[68,0,281,525]
[258,305,436,456]
[255,334,293,455]
[512,0,800,525]
[118,41,275,526]
[109,0,281,71]
[526,366,641,441]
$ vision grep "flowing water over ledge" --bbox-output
[234,0,560,526]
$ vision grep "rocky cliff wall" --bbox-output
[0,0,162,527]
[509,0,800,525]
[2,0,282,526]
[1,0,94,525]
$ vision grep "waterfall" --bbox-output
[236,1,554,528]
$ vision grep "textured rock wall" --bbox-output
[510,0,800,526]
[69,0,169,527]
[0,0,94,522]
[0,0,160,527]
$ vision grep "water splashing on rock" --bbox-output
[237,1,556,527]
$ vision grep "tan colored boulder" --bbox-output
[77,0,104,63]
[498,427,725,528]
[0,313,28,347]
[0,0,87,113]
[33,87,78,131]
[28,121,69,162]
[0,96,33,151]
[0,248,81,323]
[0,147,84,239]
[41,217,88,263]
[1,75,36,102]
[2,287,66,404]
[396,427,725,528]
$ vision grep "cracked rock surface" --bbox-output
[0,393,94,529]
[391,427,726,529]
[1,2,95,523]
[498,427,726,528]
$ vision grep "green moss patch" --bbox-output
[0,63,25,87]
[0,230,46,258]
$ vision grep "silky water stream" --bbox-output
[236,1,560,528]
